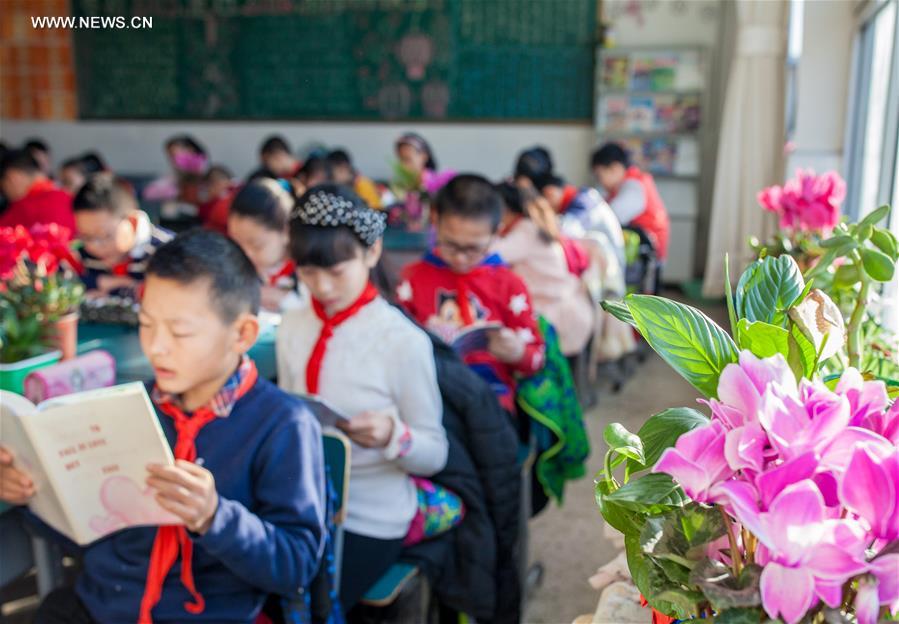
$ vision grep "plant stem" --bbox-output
[848,275,870,369]
[719,506,742,577]
[604,449,618,490]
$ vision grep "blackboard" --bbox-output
[71,0,596,121]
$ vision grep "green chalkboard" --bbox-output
[72,0,595,121]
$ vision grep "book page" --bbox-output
[452,322,503,357]
[295,393,351,429]
[29,383,180,544]
[0,392,73,538]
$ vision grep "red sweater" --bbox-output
[397,251,545,412]
[0,179,75,232]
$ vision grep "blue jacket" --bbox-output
[66,377,327,623]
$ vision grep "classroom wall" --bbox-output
[0,119,596,184]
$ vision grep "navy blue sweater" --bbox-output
[66,377,327,623]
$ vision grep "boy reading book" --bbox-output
[396,174,545,414]
[74,173,173,299]
[0,229,327,624]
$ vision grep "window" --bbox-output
[845,0,899,221]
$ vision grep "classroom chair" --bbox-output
[278,430,351,624]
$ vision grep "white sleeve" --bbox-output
[382,327,448,476]
[609,179,646,225]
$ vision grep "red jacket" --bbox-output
[0,179,75,232]
[613,167,670,260]
[397,251,545,413]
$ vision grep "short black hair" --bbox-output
[591,142,631,169]
[0,149,40,177]
[230,178,293,232]
[79,151,108,174]
[205,164,232,181]
[288,183,371,268]
[146,229,260,322]
[72,173,138,216]
[396,132,437,170]
[298,155,332,183]
[260,135,291,156]
[24,138,50,154]
[533,173,565,191]
[325,149,353,169]
[495,181,525,217]
[434,174,502,231]
[164,134,206,157]
[514,146,553,183]
[60,156,88,174]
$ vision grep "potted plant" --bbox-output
[597,226,899,622]
[0,224,85,392]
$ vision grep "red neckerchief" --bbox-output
[454,267,490,327]
[138,360,258,623]
[306,283,378,394]
[559,185,578,214]
[267,259,296,286]
[498,215,523,238]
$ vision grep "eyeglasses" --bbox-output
[436,237,493,259]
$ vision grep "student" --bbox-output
[73,173,173,299]
[513,145,553,190]
[0,148,75,231]
[198,164,235,235]
[0,229,327,623]
[228,178,305,312]
[492,182,594,357]
[297,155,332,191]
[59,157,88,195]
[591,142,670,262]
[326,149,382,209]
[258,135,302,180]
[397,174,545,414]
[143,135,208,206]
[79,151,108,175]
[24,138,53,177]
[276,184,448,612]
[535,172,626,273]
[394,132,455,195]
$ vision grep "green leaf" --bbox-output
[725,253,738,339]
[654,557,692,586]
[605,473,690,514]
[595,479,645,536]
[689,559,763,610]
[820,234,856,249]
[737,319,791,359]
[627,407,710,473]
[715,608,767,624]
[626,295,739,398]
[654,588,703,619]
[640,505,728,568]
[600,299,635,327]
[625,532,683,619]
[871,226,899,261]
[832,262,861,288]
[603,423,645,464]
[735,255,806,326]
[787,322,817,380]
[861,248,897,282]
[858,204,891,229]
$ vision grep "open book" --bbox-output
[452,322,503,357]
[0,383,179,545]
[296,393,351,429]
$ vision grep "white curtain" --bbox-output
[702,0,789,297]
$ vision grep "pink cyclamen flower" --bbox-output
[716,480,868,624]
[705,351,797,430]
[757,169,845,233]
[836,368,895,440]
[870,554,899,617]
[653,420,734,503]
[838,445,899,541]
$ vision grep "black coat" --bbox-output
[402,335,522,624]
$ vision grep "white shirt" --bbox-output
[277,297,447,539]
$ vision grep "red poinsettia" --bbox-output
[0,223,83,279]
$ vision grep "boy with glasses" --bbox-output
[396,174,545,414]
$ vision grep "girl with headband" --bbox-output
[276,184,455,613]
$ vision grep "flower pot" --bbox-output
[0,349,63,394]
[51,312,79,361]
